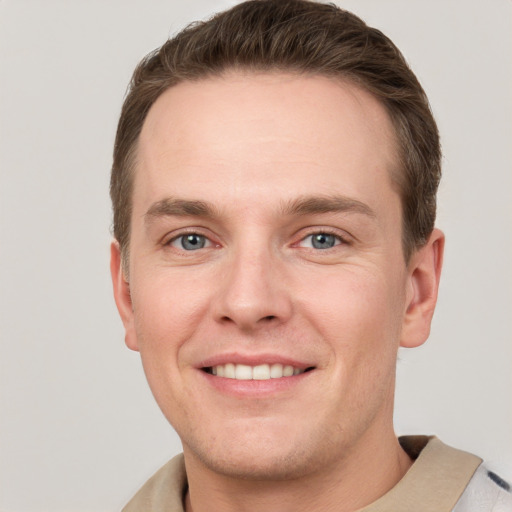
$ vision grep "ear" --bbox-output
[400,228,445,348]
[110,241,139,351]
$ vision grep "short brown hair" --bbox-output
[111,0,441,263]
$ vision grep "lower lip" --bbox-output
[199,369,313,397]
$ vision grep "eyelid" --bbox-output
[298,234,341,250]
[169,234,213,250]
[162,227,219,249]
[294,227,351,247]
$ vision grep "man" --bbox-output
[109,1,511,510]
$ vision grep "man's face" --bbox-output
[112,73,438,479]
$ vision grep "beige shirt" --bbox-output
[122,436,483,512]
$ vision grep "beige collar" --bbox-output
[123,436,482,512]
[358,436,481,511]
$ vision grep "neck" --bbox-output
[183,428,412,512]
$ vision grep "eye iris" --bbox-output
[312,233,336,249]
[181,234,205,250]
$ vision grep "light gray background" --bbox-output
[1,1,511,510]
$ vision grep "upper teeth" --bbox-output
[210,363,305,380]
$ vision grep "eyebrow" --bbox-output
[144,194,376,224]
[145,198,220,222]
[282,195,376,218]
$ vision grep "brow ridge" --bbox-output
[282,195,376,218]
[144,194,375,224]
[145,198,219,221]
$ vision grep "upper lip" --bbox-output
[197,352,314,370]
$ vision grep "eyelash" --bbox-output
[164,230,216,251]
[163,228,349,253]
[295,229,348,250]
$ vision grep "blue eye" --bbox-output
[302,233,340,250]
[171,234,209,250]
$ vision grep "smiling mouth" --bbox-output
[203,363,315,380]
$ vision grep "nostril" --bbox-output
[217,313,280,326]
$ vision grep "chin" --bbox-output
[198,446,318,481]
[182,422,336,481]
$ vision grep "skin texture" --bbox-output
[111,72,444,512]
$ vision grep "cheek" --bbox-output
[130,275,200,420]
[128,272,212,397]
[300,266,406,385]
[303,266,405,336]
[132,268,210,339]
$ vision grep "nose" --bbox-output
[213,244,293,331]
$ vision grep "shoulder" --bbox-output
[452,462,512,512]
[365,436,512,512]
[122,453,187,512]
[404,436,512,511]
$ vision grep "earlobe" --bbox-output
[400,228,445,348]
[110,241,139,351]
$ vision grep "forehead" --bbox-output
[135,72,399,210]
